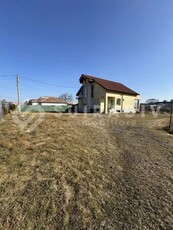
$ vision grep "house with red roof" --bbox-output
[29,96,68,106]
[76,74,140,114]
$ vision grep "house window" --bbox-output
[134,99,139,109]
[91,84,94,98]
[116,98,121,105]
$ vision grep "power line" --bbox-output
[0,79,16,82]
[0,75,16,77]
[0,74,78,89]
[22,76,78,89]
[0,86,17,90]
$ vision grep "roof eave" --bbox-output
[76,85,83,96]
[107,89,139,96]
[79,74,140,96]
[79,74,85,84]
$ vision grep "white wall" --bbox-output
[31,102,67,106]
[41,103,67,106]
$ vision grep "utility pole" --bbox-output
[169,99,173,132]
[16,74,21,114]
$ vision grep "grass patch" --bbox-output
[0,114,173,229]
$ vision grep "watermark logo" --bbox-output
[10,104,169,132]
[12,105,45,132]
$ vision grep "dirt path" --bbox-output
[103,122,173,229]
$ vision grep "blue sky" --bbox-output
[0,0,173,102]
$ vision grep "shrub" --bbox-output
[2,100,8,115]
[9,103,17,111]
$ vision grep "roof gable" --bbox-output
[79,74,139,96]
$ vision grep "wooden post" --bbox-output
[16,74,21,114]
[169,100,173,132]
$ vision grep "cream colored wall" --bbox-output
[105,92,123,113]
[123,94,140,111]
[77,82,106,112]
[100,97,105,113]
[94,82,106,103]
[105,92,140,114]
[93,83,106,113]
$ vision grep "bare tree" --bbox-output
[59,93,73,103]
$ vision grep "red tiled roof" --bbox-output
[36,96,67,104]
[77,74,139,96]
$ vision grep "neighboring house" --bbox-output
[29,96,68,106]
[76,74,140,114]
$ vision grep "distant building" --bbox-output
[146,99,159,104]
[141,99,172,113]
[29,96,68,106]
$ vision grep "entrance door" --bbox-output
[107,97,115,111]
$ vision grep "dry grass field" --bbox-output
[0,113,173,229]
